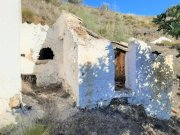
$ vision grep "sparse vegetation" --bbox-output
[22,0,163,42]
[22,8,34,23]
[44,0,59,5]
[23,124,48,135]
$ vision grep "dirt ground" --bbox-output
[18,80,180,135]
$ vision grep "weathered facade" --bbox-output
[126,39,173,119]
[20,12,173,119]
[21,23,60,86]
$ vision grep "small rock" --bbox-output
[118,105,131,114]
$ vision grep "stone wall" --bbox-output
[20,12,174,120]
[21,23,60,87]
[53,12,115,107]
[126,39,173,119]
[53,12,79,102]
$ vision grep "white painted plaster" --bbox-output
[21,23,60,86]
[78,39,115,108]
[126,39,173,120]
[53,12,83,104]
[20,12,174,120]
[0,0,21,127]
[52,12,115,107]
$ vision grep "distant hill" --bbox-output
[22,0,170,42]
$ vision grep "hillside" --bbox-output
[22,0,165,42]
[0,1,179,134]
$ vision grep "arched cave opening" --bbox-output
[38,48,54,60]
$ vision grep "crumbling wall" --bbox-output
[53,12,79,102]
[20,23,49,59]
[53,12,115,107]
[126,39,173,120]
[78,39,115,108]
[21,23,60,87]
[0,0,22,127]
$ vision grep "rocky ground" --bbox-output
[2,81,179,135]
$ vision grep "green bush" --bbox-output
[153,5,180,39]
[23,124,49,135]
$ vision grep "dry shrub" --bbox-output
[22,8,35,23]
[68,0,83,4]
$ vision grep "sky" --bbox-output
[83,0,180,16]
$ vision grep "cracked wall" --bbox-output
[126,39,173,120]
[20,12,174,120]
[21,23,60,87]
[53,12,115,107]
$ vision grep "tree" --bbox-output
[153,5,180,39]
[68,0,83,4]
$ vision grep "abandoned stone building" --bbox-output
[0,1,175,127]
[20,11,174,120]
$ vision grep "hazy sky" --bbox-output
[83,0,180,16]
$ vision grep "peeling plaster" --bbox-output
[20,12,174,120]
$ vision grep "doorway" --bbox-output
[115,49,126,90]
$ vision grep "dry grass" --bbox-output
[21,0,167,42]
[22,0,60,25]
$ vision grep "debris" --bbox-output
[118,104,132,114]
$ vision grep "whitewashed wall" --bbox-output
[78,39,115,108]
[21,23,60,86]
[53,12,79,102]
[53,12,115,107]
[0,0,22,128]
[126,39,173,120]
[0,0,21,113]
